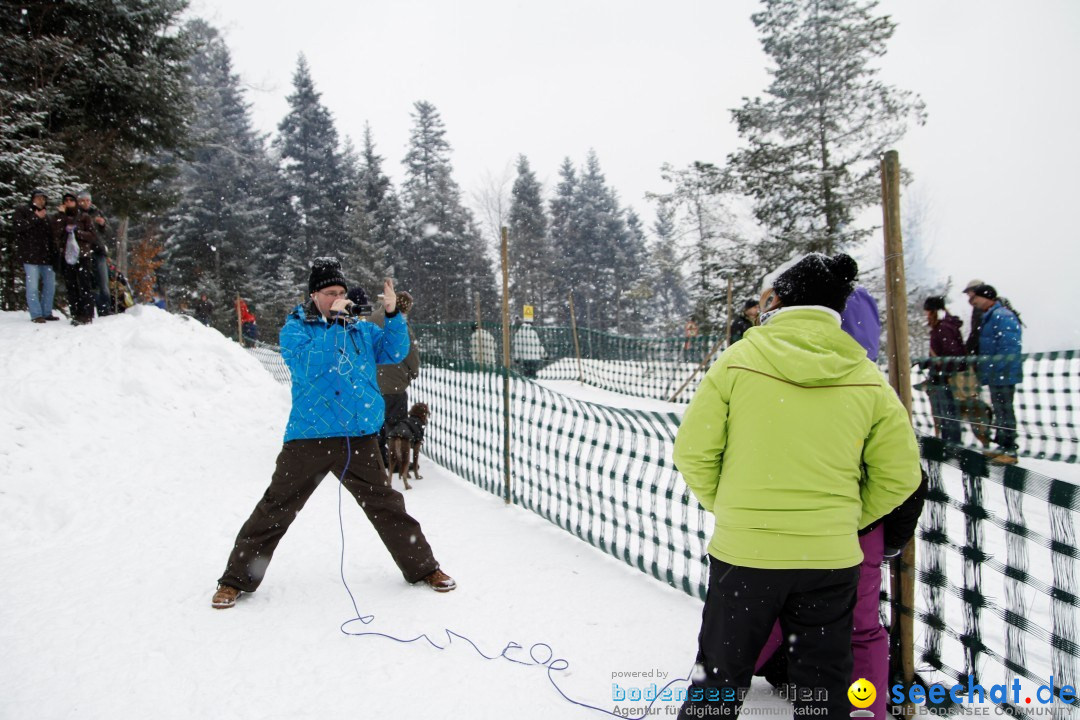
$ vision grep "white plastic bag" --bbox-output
[64,230,79,265]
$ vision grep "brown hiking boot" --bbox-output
[422,569,456,593]
[211,584,242,609]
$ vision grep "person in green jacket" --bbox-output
[673,253,920,720]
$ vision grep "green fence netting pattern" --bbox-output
[248,335,1079,713]
[414,324,1079,464]
[903,438,1079,717]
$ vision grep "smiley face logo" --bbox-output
[848,678,877,710]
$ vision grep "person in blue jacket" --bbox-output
[211,258,455,609]
[970,283,1023,462]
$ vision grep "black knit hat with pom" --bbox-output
[773,253,858,313]
[308,257,348,294]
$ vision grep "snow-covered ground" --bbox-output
[0,309,793,719]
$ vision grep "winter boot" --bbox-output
[211,584,242,609]
[422,569,456,593]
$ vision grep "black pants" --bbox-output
[678,557,860,720]
[62,256,96,322]
[988,385,1018,451]
[218,435,439,592]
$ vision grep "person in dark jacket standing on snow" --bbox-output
[922,296,965,444]
[76,190,113,317]
[13,189,60,323]
[370,290,420,466]
[54,191,97,325]
[211,258,455,609]
[971,283,1023,463]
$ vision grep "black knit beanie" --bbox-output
[308,257,348,294]
[346,286,368,305]
[923,296,946,312]
[772,253,858,313]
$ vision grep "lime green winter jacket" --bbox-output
[673,307,921,570]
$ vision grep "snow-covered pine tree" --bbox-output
[0,0,194,217]
[728,0,926,261]
[275,56,351,268]
[560,151,632,332]
[343,124,401,296]
[648,203,690,336]
[0,88,70,309]
[160,20,283,330]
[653,162,747,335]
[399,101,496,322]
[547,158,580,325]
[615,208,652,335]
[508,155,553,323]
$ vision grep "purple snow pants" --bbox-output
[755,525,888,717]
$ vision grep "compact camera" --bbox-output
[346,302,373,317]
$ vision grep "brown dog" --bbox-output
[386,402,429,490]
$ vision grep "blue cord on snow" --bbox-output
[327,317,691,718]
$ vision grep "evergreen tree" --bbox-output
[0,0,194,308]
[0,87,70,309]
[275,56,351,272]
[653,162,746,335]
[160,20,283,330]
[728,0,926,260]
[615,208,650,334]
[399,100,496,322]
[508,155,553,322]
[648,203,690,336]
[547,157,580,324]
[0,0,194,216]
[343,124,401,295]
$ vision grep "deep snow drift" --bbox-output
[0,308,795,719]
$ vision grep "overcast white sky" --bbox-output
[189,0,1079,351]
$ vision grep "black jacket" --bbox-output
[13,203,56,265]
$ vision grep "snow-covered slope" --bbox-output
[1,308,793,719]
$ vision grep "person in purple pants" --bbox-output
[755,284,925,718]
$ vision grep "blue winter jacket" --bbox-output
[280,303,410,441]
[977,302,1023,386]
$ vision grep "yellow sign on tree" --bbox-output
[523,304,534,323]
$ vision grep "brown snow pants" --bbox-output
[218,435,439,592]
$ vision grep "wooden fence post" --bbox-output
[882,149,916,693]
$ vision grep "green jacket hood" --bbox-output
[745,307,868,385]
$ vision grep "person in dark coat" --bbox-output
[371,290,420,466]
[193,292,214,326]
[728,299,759,344]
[922,296,964,443]
[13,189,60,323]
[210,258,454,610]
[971,284,1023,462]
[53,192,97,325]
[76,190,113,317]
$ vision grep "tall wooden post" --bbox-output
[882,149,916,692]
[500,227,512,505]
[724,274,734,346]
[568,291,584,383]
